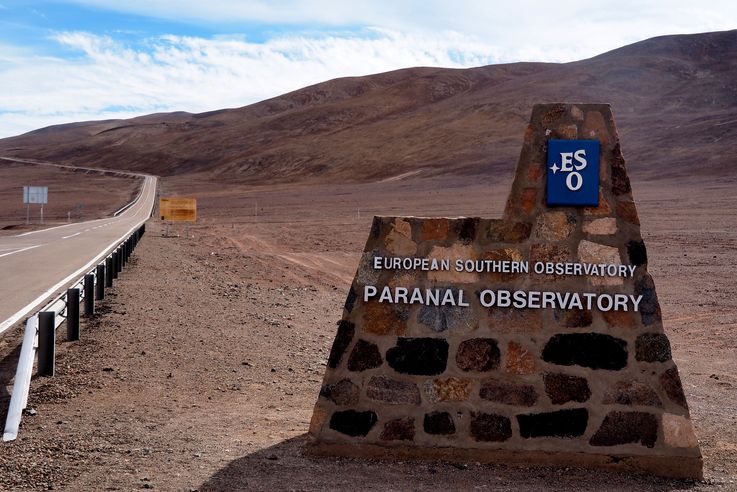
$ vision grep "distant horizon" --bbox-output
[0,1,736,138]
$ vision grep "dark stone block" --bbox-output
[479,379,537,406]
[344,287,358,313]
[370,217,382,239]
[590,411,658,448]
[543,373,591,404]
[386,338,448,376]
[366,376,421,405]
[603,380,662,407]
[456,338,500,372]
[627,240,648,266]
[320,379,360,406]
[455,218,478,244]
[329,410,378,437]
[635,333,672,362]
[380,417,415,441]
[470,413,512,442]
[423,411,456,435]
[542,333,628,370]
[347,339,383,372]
[327,320,355,368]
[553,307,592,328]
[517,408,588,438]
[660,367,688,409]
[635,274,661,326]
[611,144,632,196]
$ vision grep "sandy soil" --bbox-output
[0,161,142,234]
[0,175,735,491]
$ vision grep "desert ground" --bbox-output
[0,169,735,491]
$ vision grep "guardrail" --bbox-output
[2,224,146,442]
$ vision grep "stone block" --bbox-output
[583,217,617,235]
[521,188,538,214]
[363,302,407,335]
[662,413,698,448]
[347,339,383,372]
[423,411,456,435]
[329,410,378,437]
[320,379,360,406]
[542,333,628,370]
[420,218,450,241]
[380,417,415,441]
[553,307,592,328]
[543,373,591,404]
[385,218,417,255]
[386,338,449,376]
[470,413,512,442]
[424,378,472,402]
[327,320,355,368]
[366,376,421,405]
[660,367,688,409]
[534,211,576,241]
[578,240,621,264]
[627,240,648,266]
[602,380,662,407]
[456,338,500,372]
[505,341,536,375]
[488,221,532,243]
[590,411,658,448]
[611,143,632,196]
[635,274,661,326]
[517,408,588,438]
[455,217,478,244]
[602,309,636,329]
[479,379,537,406]
[617,201,640,225]
[489,308,541,332]
[635,333,672,362]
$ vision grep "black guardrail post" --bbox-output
[106,256,114,286]
[122,241,127,267]
[83,274,94,316]
[115,249,122,275]
[38,311,56,376]
[96,264,105,300]
[67,288,80,341]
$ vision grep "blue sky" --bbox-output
[0,1,735,138]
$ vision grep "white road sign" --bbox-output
[23,186,48,204]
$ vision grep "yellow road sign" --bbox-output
[160,197,197,222]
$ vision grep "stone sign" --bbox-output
[306,103,702,479]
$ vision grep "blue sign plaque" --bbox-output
[546,139,600,206]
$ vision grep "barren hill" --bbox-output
[1,29,736,184]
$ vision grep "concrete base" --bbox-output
[303,440,703,480]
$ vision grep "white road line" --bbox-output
[0,244,42,258]
[62,232,81,239]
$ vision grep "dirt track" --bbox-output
[0,175,735,490]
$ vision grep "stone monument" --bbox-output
[306,103,702,479]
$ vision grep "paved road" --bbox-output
[0,172,157,334]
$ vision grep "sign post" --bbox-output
[159,197,197,237]
[23,186,48,224]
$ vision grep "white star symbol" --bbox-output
[550,162,560,174]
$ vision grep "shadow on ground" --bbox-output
[199,434,700,491]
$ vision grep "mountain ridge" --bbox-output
[2,29,736,183]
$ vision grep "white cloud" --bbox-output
[2,1,736,137]
[0,29,517,138]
